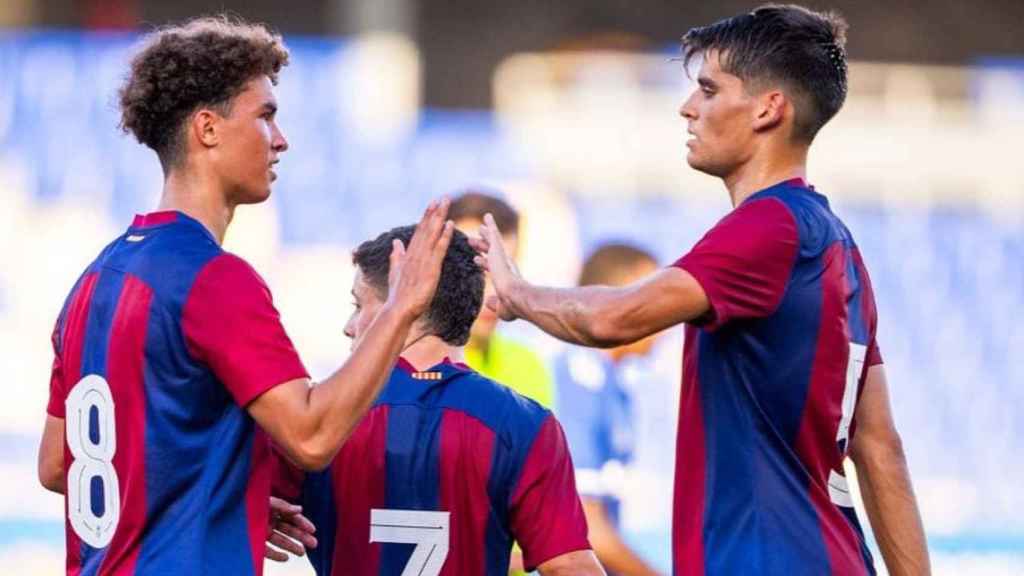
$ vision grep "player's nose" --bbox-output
[679,92,698,120]
[271,123,289,153]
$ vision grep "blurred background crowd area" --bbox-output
[0,1,1022,574]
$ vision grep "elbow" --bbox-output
[850,426,907,470]
[289,428,353,471]
[38,462,64,494]
[290,441,334,471]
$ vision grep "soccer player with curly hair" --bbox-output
[37,16,453,574]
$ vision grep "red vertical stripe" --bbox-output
[246,430,273,576]
[438,410,495,575]
[96,274,152,574]
[793,243,868,575]
[58,272,99,576]
[333,405,389,575]
[673,327,706,576]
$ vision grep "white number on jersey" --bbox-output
[828,343,867,508]
[370,508,450,576]
[65,374,121,548]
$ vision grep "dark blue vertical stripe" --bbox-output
[839,506,877,575]
[381,403,443,575]
[79,267,127,576]
[699,189,838,575]
[484,438,516,576]
[845,246,869,344]
[302,470,338,576]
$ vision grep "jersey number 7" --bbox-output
[370,508,450,576]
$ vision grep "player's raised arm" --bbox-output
[849,365,931,576]
[247,199,454,470]
[472,213,708,348]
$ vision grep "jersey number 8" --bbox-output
[66,374,121,548]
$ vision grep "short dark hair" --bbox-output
[681,4,849,143]
[119,15,289,170]
[578,243,657,287]
[353,226,483,346]
[449,191,520,236]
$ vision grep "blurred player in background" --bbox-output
[553,244,662,576]
[36,16,452,574]
[450,191,555,409]
[270,225,604,576]
[474,5,930,575]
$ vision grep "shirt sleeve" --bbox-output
[182,253,309,407]
[853,249,884,367]
[509,415,591,571]
[553,354,607,498]
[673,197,799,331]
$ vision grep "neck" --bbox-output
[722,144,808,208]
[157,165,235,245]
[401,333,461,371]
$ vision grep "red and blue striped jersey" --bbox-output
[278,358,591,575]
[672,180,881,576]
[47,211,308,575]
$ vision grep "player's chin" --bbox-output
[686,152,721,177]
[240,184,273,204]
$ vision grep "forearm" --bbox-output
[267,304,414,469]
[854,443,930,576]
[507,280,651,348]
[501,268,707,348]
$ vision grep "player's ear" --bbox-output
[752,89,786,133]
[192,108,220,149]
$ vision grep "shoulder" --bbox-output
[755,186,849,256]
[189,252,269,298]
[442,367,552,450]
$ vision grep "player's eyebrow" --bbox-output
[697,76,718,90]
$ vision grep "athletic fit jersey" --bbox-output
[672,179,881,576]
[47,211,308,575]
[278,358,590,575]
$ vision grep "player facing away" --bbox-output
[473,5,931,576]
[269,225,606,576]
[36,16,454,575]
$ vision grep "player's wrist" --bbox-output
[502,276,530,319]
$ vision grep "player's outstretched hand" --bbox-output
[386,198,455,321]
[471,212,523,321]
[265,496,317,562]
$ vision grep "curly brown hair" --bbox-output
[118,15,289,170]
